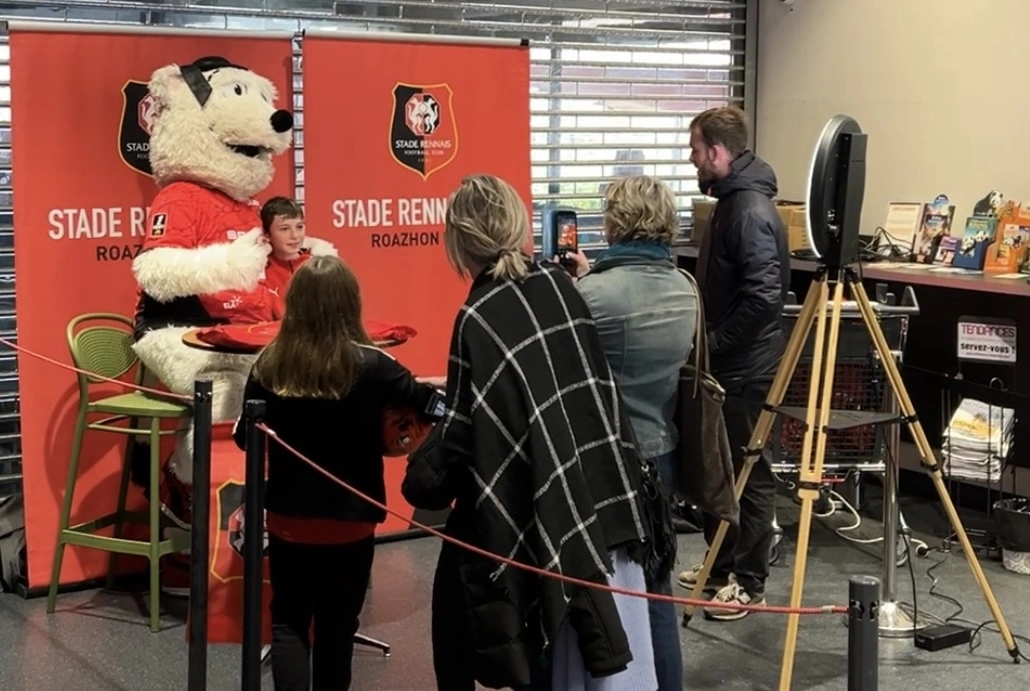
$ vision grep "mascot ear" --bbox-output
[148,64,184,106]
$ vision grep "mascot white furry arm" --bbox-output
[130,56,294,555]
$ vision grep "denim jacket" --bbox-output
[577,241,697,459]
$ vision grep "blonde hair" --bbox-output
[444,174,530,282]
[603,175,681,245]
[254,255,372,399]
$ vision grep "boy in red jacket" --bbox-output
[261,196,338,317]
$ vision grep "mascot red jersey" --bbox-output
[130,57,334,594]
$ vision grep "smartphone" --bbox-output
[542,206,579,273]
[425,390,447,420]
[557,212,578,257]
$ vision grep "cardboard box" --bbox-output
[775,200,803,228]
[693,197,810,252]
[691,198,716,243]
[775,200,810,252]
[787,208,811,252]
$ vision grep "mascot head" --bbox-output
[147,56,293,201]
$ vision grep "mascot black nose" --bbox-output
[270,110,293,133]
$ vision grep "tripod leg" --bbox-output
[849,279,1021,659]
[779,277,846,691]
[683,273,825,623]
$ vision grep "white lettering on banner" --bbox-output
[331,197,448,230]
[371,232,441,248]
[47,206,151,240]
[397,197,447,227]
[956,319,1017,364]
[392,139,454,151]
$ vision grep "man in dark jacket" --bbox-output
[677,106,790,621]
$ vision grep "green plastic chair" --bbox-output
[46,313,193,632]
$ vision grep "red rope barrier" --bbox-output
[0,331,845,615]
[258,423,847,617]
[0,336,192,402]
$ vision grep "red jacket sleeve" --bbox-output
[198,282,278,325]
[141,189,203,252]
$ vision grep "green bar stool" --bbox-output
[46,313,193,632]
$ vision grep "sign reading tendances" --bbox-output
[10,25,295,590]
[302,32,531,537]
[956,317,1018,363]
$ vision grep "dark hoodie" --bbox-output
[695,151,791,390]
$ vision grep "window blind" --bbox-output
[0,0,749,495]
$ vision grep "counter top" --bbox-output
[672,243,1030,297]
[673,243,820,272]
[859,263,1030,297]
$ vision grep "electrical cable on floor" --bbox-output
[772,425,1030,665]
[901,533,919,636]
[926,548,964,622]
[895,539,1030,663]
[778,470,931,556]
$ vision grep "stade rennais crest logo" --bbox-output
[210,480,269,584]
[119,80,158,177]
[390,83,457,180]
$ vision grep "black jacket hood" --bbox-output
[709,151,779,200]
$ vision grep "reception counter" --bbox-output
[673,243,1030,498]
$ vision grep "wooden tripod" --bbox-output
[682,266,1020,690]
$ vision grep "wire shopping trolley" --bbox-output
[767,285,914,568]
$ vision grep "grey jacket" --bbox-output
[577,248,697,459]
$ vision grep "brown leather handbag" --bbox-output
[675,269,740,526]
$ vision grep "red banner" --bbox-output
[301,33,531,536]
[10,26,295,588]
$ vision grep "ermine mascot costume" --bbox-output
[131,56,335,574]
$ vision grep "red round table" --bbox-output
[181,328,403,353]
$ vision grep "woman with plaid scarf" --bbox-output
[403,175,659,691]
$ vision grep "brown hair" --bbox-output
[444,174,530,282]
[253,255,372,399]
[604,176,680,245]
[261,196,304,233]
[690,107,750,157]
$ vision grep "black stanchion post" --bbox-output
[188,380,213,691]
[848,575,880,691]
[242,400,267,691]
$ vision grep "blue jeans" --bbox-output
[648,576,684,691]
[649,450,684,691]
[654,448,678,496]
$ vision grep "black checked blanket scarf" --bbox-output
[435,260,652,638]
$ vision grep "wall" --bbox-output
[755,0,1030,237]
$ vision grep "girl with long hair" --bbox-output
[234,255,438,691]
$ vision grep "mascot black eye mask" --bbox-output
[146,55,294,202]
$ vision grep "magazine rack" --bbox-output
[940,316,1020,556]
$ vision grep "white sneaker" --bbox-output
[703,582,765,621]
[676,563,730,593]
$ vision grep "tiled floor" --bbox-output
[2,491,1029,690]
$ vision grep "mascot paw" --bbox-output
[304,236,339,258]
[228,228,272,276]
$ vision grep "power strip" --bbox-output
[914,624,972,652]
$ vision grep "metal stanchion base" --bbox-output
[842,600,929,638]
[876,601,928,638]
